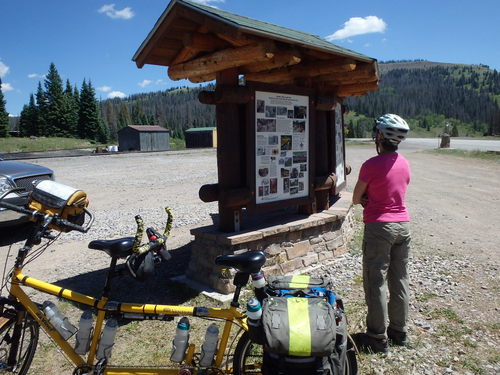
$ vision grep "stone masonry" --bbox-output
[186,192,355,294]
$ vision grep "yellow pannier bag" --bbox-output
[28,180,89,232]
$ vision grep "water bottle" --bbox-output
[199,323,219,367]
[246,297,262,327]
[74,310,93,355]
[170,317,190,363]
[96,318,118,360]
[42,301,77,340]
[251,272,266,301]
[251,272,266,289]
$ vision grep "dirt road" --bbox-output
[0,145,498,374]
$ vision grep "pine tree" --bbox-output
[78,80,101,141]
[118,104,131,129]
[35,82,48,136]
[0,78,9,137]
[60,79,79,137]
[19,94,38,136]
[44,63,65,136]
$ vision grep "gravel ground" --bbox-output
[0,146,498,374]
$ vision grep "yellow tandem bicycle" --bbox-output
[0,182,265,375]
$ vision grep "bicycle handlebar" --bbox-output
[132,207,173,255]
[0,190,93,233]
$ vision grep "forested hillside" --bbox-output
[345,61,500,137]
[10,61,500,142]
[100,61,500,140]
[99,85,215,140]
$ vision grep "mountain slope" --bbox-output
[346,60,500,136]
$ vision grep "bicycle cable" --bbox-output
[0,234,61,295]
[0,243,14,295]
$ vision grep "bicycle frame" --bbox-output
[8,266,248,374]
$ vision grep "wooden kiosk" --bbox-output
[134,0,379,293]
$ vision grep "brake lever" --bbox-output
[146,227,171,261]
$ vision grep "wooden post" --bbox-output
[314,111,330,211]
[216,68,243,232]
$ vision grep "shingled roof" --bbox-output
[133,0,379,97]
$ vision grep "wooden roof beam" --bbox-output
[333,82,379,97]
[316,62,377,82]
[183,32,228,51]
[244,59,357,83]
[168,41,276,81]
[240,47,302,73]
[188,47,302,83]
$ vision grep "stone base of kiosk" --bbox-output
[186,192,356,294]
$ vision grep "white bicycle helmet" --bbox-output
[374,114,409,143]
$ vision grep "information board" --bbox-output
[255,91,309,204]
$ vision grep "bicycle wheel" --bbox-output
[0,309,39,375]
[344,336,358,375]
[232,332,264,375]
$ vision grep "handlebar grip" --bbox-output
[163,207,173,237]
[0,201,36,217]
[54,218,87,233]
[132,215,144,253]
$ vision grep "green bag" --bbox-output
[262,295,336,357]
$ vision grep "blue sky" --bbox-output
[1,0,499,116]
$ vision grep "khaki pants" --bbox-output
[362,222,411,340]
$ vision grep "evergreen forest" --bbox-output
[4,60,500,142]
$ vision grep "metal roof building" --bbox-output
[118,125,170,152]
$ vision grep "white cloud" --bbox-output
[98,85,112,92]
[0,61,9,78]
[325,16,387,41]
[28,73,45,79]
[98,4,134,20]
[108,91,127,99]
[138,79,152,88]
[191,0,225,6]
[1,82,14,91]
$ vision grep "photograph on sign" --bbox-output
[255,91,309,204]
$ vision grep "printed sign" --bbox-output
[255,91,309,204]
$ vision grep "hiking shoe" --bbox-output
[387,327,409,346]
[352,333,388,354]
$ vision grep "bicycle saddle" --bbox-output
[215,251,266,274]
[88,237,135,258]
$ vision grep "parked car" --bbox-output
[0,159,54,227]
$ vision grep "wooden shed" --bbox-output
[133,0,379,232]
[185,127,217,148]
[118,125,170,152]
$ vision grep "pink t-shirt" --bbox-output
[359,153,410,223]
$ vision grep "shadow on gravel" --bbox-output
[0,222,35,247]
[52,243,200,306]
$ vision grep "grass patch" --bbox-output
[345,139,372,147]
[348,206,364,256]
[435,324,472,338]
[460,358,486,374]
[415,292,438,303]
[169,137,186,150]
[426,148,500,162]
[429,307,463,323]
[0,137,101,153]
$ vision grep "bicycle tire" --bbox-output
[0,309,39,375]
[344,338,358,375]
[232,331,263,375]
